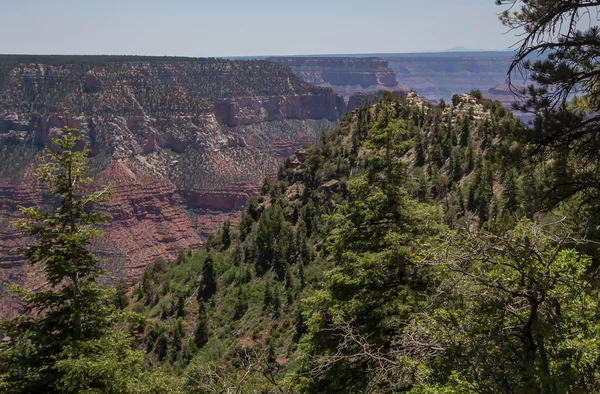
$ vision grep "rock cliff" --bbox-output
[381,52,515,102]
[268,57,409,100]
[0,56,344,315]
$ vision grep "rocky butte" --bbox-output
[0,55,347,314]
[268,57,409,100]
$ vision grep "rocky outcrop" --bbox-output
[347,90,409,112]
[269,57,409,99]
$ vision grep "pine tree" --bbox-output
[416,170,432,202]
[501,168,524,216]
[170,318,185,363]
[220,220,231,250]
[298,260,306,289]
[451,147,463,182]
[460,117,471,147]
[497,0,600,213]
[113,280,129,310]
[414,130,426,167]
[194,300,209,349]
[0,112,115,392]
[233,238,243,266]
[263,281,273,310]
[198,254,217,302]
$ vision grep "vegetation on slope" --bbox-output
[125,87,600,392]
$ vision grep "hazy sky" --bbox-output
[1,0,520,57]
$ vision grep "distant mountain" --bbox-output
[445,46,485,52]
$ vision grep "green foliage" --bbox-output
[404,221,600,393]
[497,0,600,225]
[10,63,590,393]
[198,254,217,302]
[0,114,118,393]
[55,329,183,394]
[113,280,129,310]
[299,98,444,392]
[0,114,175,393]
[194,301,209,349]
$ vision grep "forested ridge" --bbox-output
[2,1,600,393]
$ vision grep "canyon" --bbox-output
[381,51,516,102]
[265,52,519,104]
[268,57,409,99]
[0,51,524,316]
[0,56,345,312]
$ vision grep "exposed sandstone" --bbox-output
[0,56,346,316]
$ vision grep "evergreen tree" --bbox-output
[233,287,248,319]
[497,0,600,213]
[233,238,243,266]
[170,318,185,363]
[501,167,524,216]
[220,220,231,250]
[450,147,463,182]
[0,113,115,393]
[300,104,443,392]
[460,117,471,147]
[239,211,254,242]
[414,130,426,167]
[198,254,216,302]
[194,301,209,349]
[113,280,129,310]
[263,281,273,310]
[416,170,432,202]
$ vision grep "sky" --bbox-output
[0,0,521,57]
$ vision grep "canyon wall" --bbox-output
[381,52,515,102]
[268,53,521,106]
[269,57,409,99]
[0,56,343,314]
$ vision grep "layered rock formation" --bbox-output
[269,57,409,100]
[381,52,515,102]
[485,83,520,108]
[0,56,345,315]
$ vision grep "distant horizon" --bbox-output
[0,48,516,60]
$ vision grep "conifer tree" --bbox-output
[0,112,114,392]
[113,280,129,310]
[501,167,524,216]
[220,220,231,250]
[194,301,209,349]
[300,103,442,392]
[497,0,600,213]
[460,117,471,147]
[198,254,216,302]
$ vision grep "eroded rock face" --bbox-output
[269,57,409,100]
[212,94,346,126]
[381,52,516,102]
[485,83,522,108]
[0,57,343,316]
